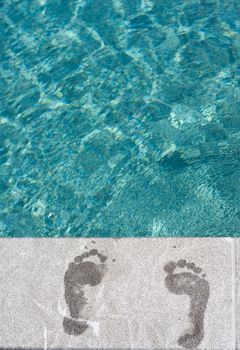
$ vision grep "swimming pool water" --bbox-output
[0,0,239,237]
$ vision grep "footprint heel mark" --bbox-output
[62,317,88,336]
[164,259,210,349]
[63,248,108,336]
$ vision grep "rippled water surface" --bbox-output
[0,0,240,236]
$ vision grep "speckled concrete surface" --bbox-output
[236,239,240,350]
[0,238,235,349]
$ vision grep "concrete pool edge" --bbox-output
[0,238,238,350]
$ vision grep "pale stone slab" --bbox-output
[0,238,234,350]
[235,238,240,350]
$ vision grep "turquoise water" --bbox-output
[0,0,239,237]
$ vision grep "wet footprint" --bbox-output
[164,259,210,349]
[63,248,108,336]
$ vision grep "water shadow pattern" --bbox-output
[0,0,239,237]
